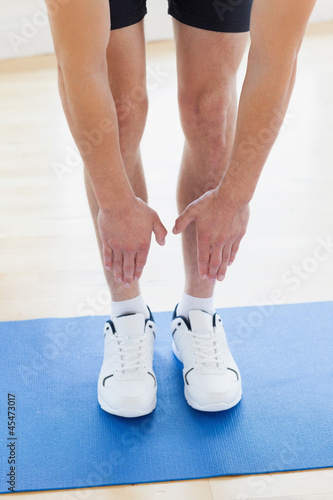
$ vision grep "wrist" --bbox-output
[98,186,136,213]
[218,167,253,206]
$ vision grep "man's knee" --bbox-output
[178,88,234,152]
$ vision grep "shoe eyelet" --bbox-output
[177,322,181,326]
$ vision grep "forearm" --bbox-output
[220,49,297,203]
[59,67,134,210]
[220,0,316,204]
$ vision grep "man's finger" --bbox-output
[173,207,195,235]
[228,238,241,266]
[217,244,232,281]
[113,249,123,284]
[208,246,223,281]
[123,253,135,288]
[103,245,113,271]
[134,251,148,281]
[197,239,211,280]
[153,214,168,246]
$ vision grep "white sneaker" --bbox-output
[171,306,242,412]
[98,309,157,418]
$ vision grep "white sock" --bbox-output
[177,292,215,318]
[111,295,150,320]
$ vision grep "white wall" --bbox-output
[0,0,172,60]
[0,0,332,61]
[144,0,173,42]
[311,0,333,22]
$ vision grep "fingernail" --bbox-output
[124,282,130,288]
[210,277,216,282]
[105,266,111,271]
[218,275,225,281]
[133,276,139,281]
[202,274,207,280]
[116,278,122,284]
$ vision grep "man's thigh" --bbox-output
[106,21,147,134]
[170,0,252,97]
[174,24,249,102]
[107,0,147,98]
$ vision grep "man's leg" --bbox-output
[50,2,157,416]
[80,21,157,417]
[170,22,249,412]
[82,21,149,309]
[174,21,248,304]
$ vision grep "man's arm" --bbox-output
[218,0,317,203]
[46,0,167,286]
[173,0,317,281]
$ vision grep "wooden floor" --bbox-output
[0,22,332,500]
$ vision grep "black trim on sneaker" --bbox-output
[227,367,239,380]
[105,320,116,334]
[172,305,191,330]
[147,321,156,339]
[145,307,156,338]
[172,304,179,320]
[179,315,191,330]
[213,313,223,328]
[148,371,157,387]
[146,305,155,322]
[103,374,114,386]
[184,367,194,385]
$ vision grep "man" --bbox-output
[46,0,316,417]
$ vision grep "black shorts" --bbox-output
[109,0,253,33]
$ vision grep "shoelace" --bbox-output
[116,334,148,374]
[189,330,225,369]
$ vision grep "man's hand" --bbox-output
[173,187,249,282]
[97,198,167,287]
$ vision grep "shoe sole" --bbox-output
[172,340,242,412]
[98,392,157,418]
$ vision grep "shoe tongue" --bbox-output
[113,313,145,338]
[188,310,213,333]
[188,310,219,369]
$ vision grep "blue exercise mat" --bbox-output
[0,302,332,493]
